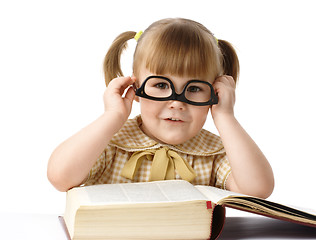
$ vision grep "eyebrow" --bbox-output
[152,75,206,82]
[154,75,211,89]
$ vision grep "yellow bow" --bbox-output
[120,147,196,182]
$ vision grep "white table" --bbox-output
[1,212,316,239]
[0,212,68,240]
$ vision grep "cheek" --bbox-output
[140,104,156,121]
[191,107,209,125]
[140,99,164,115]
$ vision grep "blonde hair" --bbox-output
[104,18,239,86]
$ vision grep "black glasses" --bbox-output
[134,76,218,106]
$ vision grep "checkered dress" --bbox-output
[85,115,231,189]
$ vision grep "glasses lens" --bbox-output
[185,82,212,103]
[144,77,172,98]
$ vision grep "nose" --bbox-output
[168,100,186,110]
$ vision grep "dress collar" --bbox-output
[109,115,224,156]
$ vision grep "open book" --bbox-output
[63,180,316,240]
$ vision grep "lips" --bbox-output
[165,117,184,122]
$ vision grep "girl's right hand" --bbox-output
[103,76,136,123]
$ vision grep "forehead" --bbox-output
[161,73,212,83]
[138,67,213,85]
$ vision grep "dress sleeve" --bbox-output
[211,153,231,190]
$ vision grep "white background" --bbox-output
[0,0,315,215]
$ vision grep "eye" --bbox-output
[154,82,169,89]
[187,86,202,92]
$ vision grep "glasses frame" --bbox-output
[134,76,218,106]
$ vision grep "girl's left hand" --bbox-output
[210,75,236,120]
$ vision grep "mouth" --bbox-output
[165,117,184,122]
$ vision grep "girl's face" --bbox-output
[136,67,211,145]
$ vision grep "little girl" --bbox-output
[47,18,274,198]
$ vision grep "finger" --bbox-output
[222,75,236,88]
[109,76,135,95]
[124,86,136,102]
[214,75,229,84]
[212,79,225,92]
[110,76,135,88]
[131,75,137,83]
[214,75,236,89]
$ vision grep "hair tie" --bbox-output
[134,31,143,41]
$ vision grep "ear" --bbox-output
[131,73,140,102]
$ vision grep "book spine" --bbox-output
[207,202,226,240]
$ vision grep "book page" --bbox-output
[195,185,245,203]
[154,180,208,202]
[78,180,208,205]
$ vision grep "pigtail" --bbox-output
[103,31,136,86]
[218,39,240,83]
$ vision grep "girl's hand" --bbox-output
[103,76,136,123]
[210,75,236,121]
[210,75,274,198]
